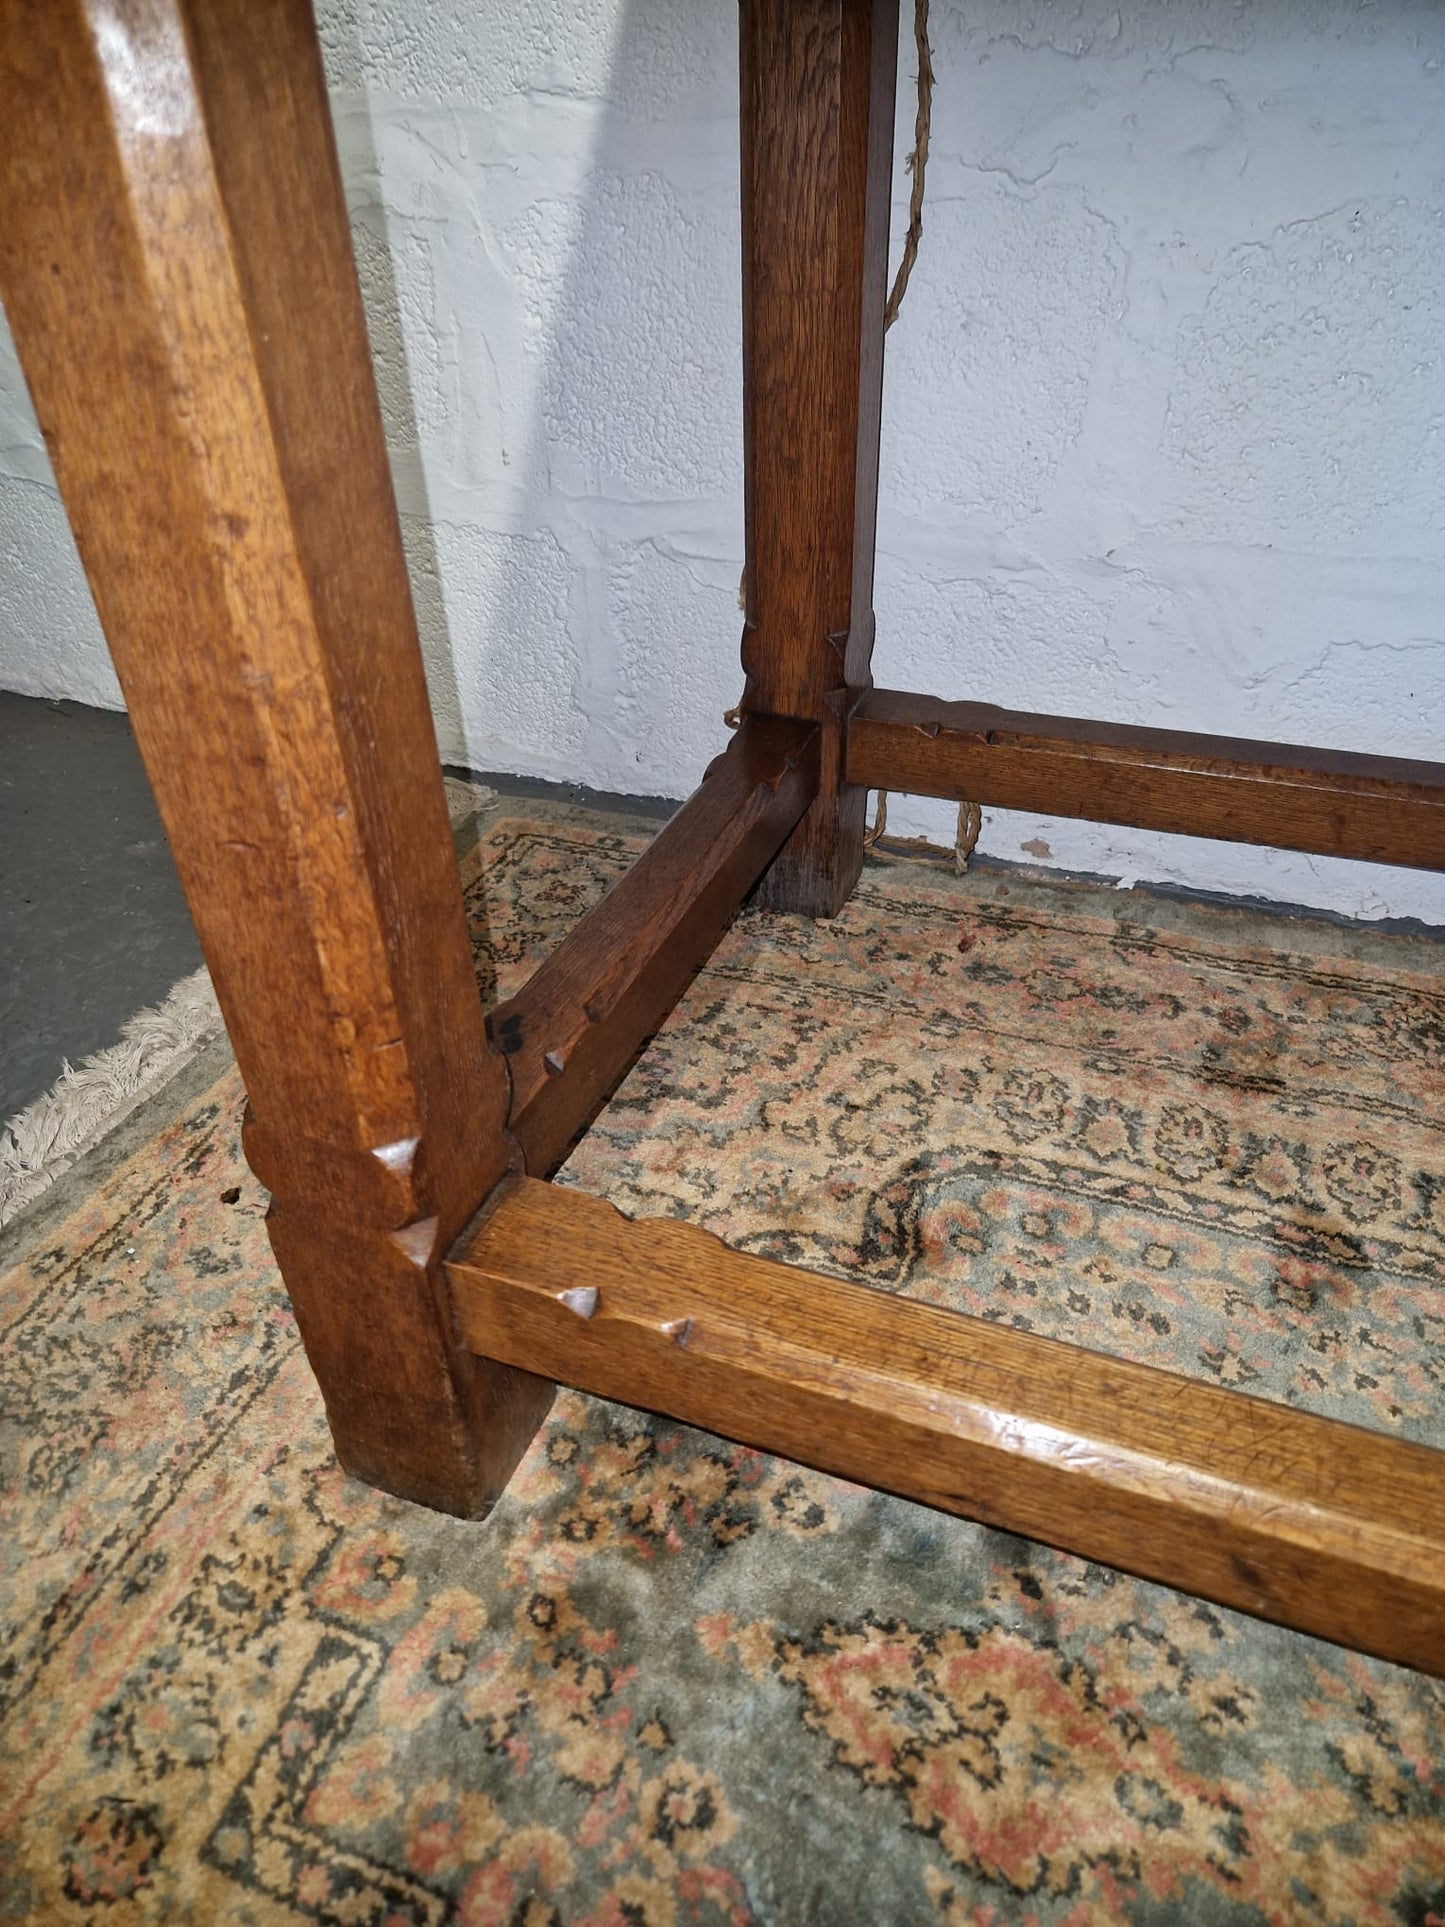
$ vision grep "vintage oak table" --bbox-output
[4,0,1444,1673]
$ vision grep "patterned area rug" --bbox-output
[3,808,1444,1924]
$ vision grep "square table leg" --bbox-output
[739,0,899,916]
[0,0,553,1516]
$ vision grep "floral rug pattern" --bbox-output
[3,813,1444,1923]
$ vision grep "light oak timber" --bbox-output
[490,716,820,1174]
[448,1175,1445,1675]
[739,0,898,916]
[848,689,1445,870]
[0,0,552,1514]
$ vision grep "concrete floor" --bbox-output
[0,692,202,1122]
[0,694,679,1131]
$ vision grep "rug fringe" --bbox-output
[0,966,224,1227]
[0,777,501,1230]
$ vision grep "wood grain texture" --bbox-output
[848,689,1445,870]
[0,0,552,1514]
[739,0,898,917]
[491,717,820,1175]
[449,1176,1445,1675]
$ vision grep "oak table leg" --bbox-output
[0,0,553,1515]
[740,0,899,916]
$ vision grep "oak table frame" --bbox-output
[3,0,1443,1675]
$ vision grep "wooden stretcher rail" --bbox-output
[847,688,1445,870]
[448,1175,1445,1676]
[488,714,820,1173]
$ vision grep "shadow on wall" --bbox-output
[320,0,467,772]
[318,0,777,807]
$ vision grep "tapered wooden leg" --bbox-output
[740,0,899,916]
[0,0,553,1515]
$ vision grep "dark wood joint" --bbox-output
[489,715,820,1174]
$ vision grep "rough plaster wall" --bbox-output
[0,0,1442,922]
[876,0,1445,920]
[0,322,122,711]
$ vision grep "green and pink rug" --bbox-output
[3,808,1444,1923]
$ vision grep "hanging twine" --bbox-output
[863,793,982,874]
[884,0,934,333]
[863,788,889,850]
[734,1,976,881]
[954,799,982,875]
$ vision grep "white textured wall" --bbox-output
[1,0,1443,921]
